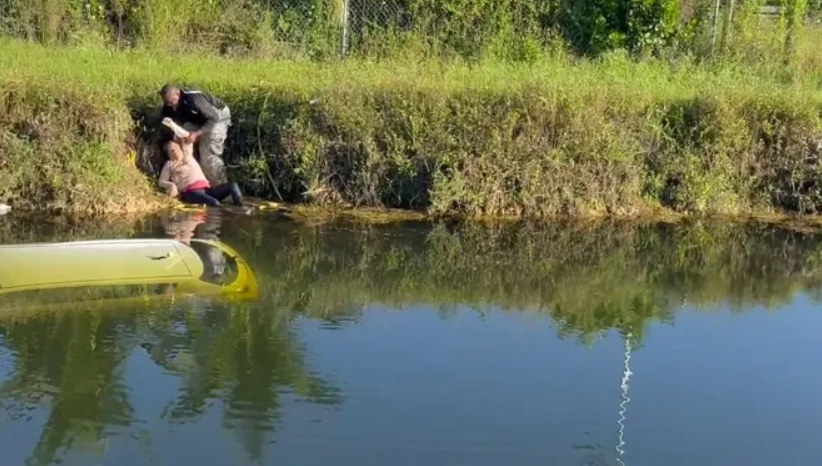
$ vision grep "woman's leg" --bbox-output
[181,189,221,207]
[206,182,244,207]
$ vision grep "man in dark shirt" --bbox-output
[160,84,231,186]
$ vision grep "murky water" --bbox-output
[1,211,821,466]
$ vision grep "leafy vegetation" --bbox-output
[0,0,682,59]
[1,0,818,61]
[1,2,821,215]
[0,78,167,213]
[1,32,821,215]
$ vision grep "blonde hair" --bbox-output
[165,140,187,165]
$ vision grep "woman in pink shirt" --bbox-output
[159,140,244,207]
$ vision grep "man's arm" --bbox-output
[188,93,222,136]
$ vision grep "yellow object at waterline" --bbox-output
[0,238,259,311]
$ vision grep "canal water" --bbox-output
[0,211,821,466]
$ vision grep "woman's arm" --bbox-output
[162,117,190,139]
[159,161,172,187]
[163,117,195,157]
[158,162,178,197]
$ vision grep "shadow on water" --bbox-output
[2,210,822,465]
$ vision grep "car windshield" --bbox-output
[188,241,240,287]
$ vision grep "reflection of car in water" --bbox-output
[0,238,258,312]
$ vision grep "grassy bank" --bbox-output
[1,37,822,217]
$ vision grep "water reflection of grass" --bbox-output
[1,215,822,464]
[218,217,822,343]
[138,304,342,462]
[0,308,136,464]
[0,299,341,465]
[4,214,822,342]
[0,213,150,244]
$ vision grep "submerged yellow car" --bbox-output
[0,238,258,312]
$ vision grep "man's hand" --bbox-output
[166,184,179,198]
[183,131,201,144]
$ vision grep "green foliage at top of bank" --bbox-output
[0,0,769,60]
[1,36,821,216]
[551,0,681,55]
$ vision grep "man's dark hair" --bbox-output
[160,84,180,97]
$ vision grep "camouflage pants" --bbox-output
[183,106,231,186]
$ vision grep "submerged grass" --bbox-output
[1,34,822,217]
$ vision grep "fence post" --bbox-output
[341,0,350,57]
[719,0,736,53]
[710,0,722,56]
[784,0,806,65]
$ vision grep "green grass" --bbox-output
[1,29,822,216]
[2,33,820,95]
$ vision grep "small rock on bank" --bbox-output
[0,203,11,216]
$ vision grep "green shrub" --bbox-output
[0,0,700,61]
[2,38,821,217]
[0,79,163,212]
[219,82,821,216]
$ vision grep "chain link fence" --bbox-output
[0,0,413,57]
[336,0,805,57]
[0,1,818,58]
[0,0,344,57]
[340,0,411,56]
[0,0,23,38]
